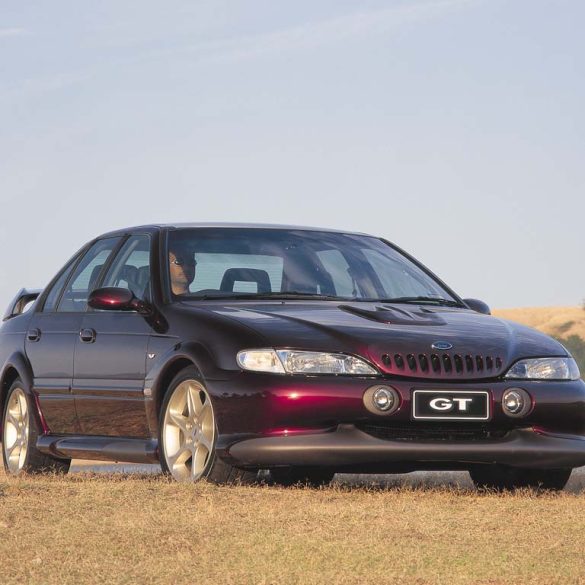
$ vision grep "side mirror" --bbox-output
[463,298,491,315]
[88,287,149,313]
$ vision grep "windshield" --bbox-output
[165,228,459,304]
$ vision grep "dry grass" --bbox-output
[1,471,585,585]
[493,306,585,339]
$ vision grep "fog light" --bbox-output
[363,385,400,415]
[373,388,394,410]
[502,388,532,418]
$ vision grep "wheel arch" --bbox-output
[146,341,226,431]
[154,357,197,414]
[0,353,34,434]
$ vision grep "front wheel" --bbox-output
[2,380,70,476]
[469,465,572,491]
[159,367,257,484]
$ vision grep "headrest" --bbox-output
[220,268,271,294]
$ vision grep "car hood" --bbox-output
[196,301,567,380]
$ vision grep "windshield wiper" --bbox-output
[185,292,461,305]
[188,291,352,301]
[375,296,462,307]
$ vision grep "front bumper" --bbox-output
[228,425,585,471]
[207,373,585,436]
[204,372,585,471]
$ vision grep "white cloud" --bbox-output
[0,72,90,102]
[154,0,474,64]
[0,27,28,38]
[0,0,475,101]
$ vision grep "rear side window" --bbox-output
[315,249,355,297]
[57,237,121,312]
[362,249,438,299]
[42,256,80,312]
[101,235,151,301]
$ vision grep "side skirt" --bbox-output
[37,435,159,464]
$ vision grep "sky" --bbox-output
[1,0,584,311]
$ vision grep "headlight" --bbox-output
[505,357,581,381]
[236,349,286,374]
[237,349,378,375]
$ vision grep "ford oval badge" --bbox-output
[432,341,453,351]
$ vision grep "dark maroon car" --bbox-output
[1,224,584,489]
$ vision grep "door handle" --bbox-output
[79,328,97,343]
[27,328,41,342]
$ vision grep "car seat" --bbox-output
[220,268,271,294]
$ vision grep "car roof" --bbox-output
[96,222,373,239]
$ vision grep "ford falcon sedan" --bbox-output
[1,224,583,490]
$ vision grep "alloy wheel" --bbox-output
[3,387,30,474]
[162,380,215,482]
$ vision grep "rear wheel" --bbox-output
[269,467,335,487]
[2,380,70,475]
[469,465,572,491]
[159,367,257,484]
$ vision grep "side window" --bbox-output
[42,255,81,312]
[101,235,151,301]
[362,249,433,298]
[57,237,121,312]
[315,249,355,297]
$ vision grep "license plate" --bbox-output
[412,390,490,421]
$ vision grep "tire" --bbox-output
[159,366,257,484]
[2,379,71,476]
[268,467,335,487]
[469,465,572,492]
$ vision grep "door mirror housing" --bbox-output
[463,298,491,315]
[88,287,149,314]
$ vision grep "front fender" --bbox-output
[144,340,238,435]
[146,340,229,389]
[0,351,41,433]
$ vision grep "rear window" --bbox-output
[192,253,283,293]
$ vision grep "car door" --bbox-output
[25,237,121,434]
[72,234,154,438]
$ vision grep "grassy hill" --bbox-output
[492,306,585,376]
[493,306,585,339]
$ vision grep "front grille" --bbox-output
[357,422,510,442]
[380,352,503,379]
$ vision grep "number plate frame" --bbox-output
[412,390,491,421]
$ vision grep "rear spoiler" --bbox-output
[3,288,42,321]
